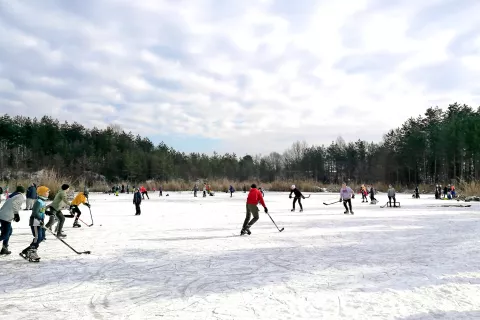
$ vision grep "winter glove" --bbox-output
[352,194,355,199]
[339,198,343,202]
[302,196,305,199]
[14,214,20,222]
[289,195,292,199]
[85,203,91,208]
[264,207,268,213]
[40,221,44,227]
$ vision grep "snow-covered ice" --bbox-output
[1,191,480,319]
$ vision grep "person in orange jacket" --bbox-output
[241,184,268,235]
[68,192,90,228]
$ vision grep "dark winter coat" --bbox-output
[26,185,37,199]
[133,191,142,205]
[289,188,304,198]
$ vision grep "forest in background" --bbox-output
[0,103,479,193]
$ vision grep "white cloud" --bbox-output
[0,0,479,155]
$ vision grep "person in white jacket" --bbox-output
[339,183,355,215]
[0,186,26,255]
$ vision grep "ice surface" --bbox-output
[1,192,480,319]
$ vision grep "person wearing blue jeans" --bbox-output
[0,186,25,255]
[21,186,49,261]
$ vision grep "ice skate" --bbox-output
[0,245,11,255]
[291,208,295,212]
[344,210,349,214]
[350,210,354,215]
[244,226,252,235]
[28,249,40,262]
[73,221,81,228]
[56,232,67,238]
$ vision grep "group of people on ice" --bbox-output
[434,184,456,199]
[0,183,91,262]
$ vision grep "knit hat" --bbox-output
[61,184,70,190]
[291,185,295,189]
[15,185,25,193]
[37,186,50,196]
[251,183,257,189]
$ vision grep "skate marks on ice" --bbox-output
[1,193,480,318]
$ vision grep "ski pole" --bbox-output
[43,227,91,254]
[266,212,284,232]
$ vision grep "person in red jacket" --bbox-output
[241,184,268,235]
[140,186,149,199]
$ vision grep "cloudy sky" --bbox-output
[1,0,479,155]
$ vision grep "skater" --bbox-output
[387,185,396,207]
[243,185,247,193]
[193,184,198,197]
[25,183,37,210]
[126,185,130,194]
[140,186,149,199]
[451,185,456,198]
[207,184,213,196]
[20,186,49,262]
[159,186,163,196]
[45,184,70,238]
[339,183,354,214]
[133,188,142,215]
[121,184,125,193]
[361,185,369,203]
[203,183,207,197]
[0,186,25,255]
[435,185,440,199]
[259,187,265,197]
[414,186,420,199]
[289,185,305,212]
[229,185,235,197]
[369,185,377,203]
[241,184,268,235]
[69,192,90,228]
[443,185,448,198]
[0,186,3,204]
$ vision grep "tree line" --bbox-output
[0,102,478,186]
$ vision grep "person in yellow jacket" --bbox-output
[69,192,90,228]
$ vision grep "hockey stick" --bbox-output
[380,202,389,208]
[266,212,284,232]
[87,205,94,227]
[44,227,91,254]
[78,217,91,227]
[323,200,341,206]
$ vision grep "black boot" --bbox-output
[0,245,11,255]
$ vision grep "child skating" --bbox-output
[20,186,49,262]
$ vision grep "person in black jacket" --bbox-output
[369,185,377,203]
[289,185,305,212]
[25,183,37,210]
[133,188,142,215]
